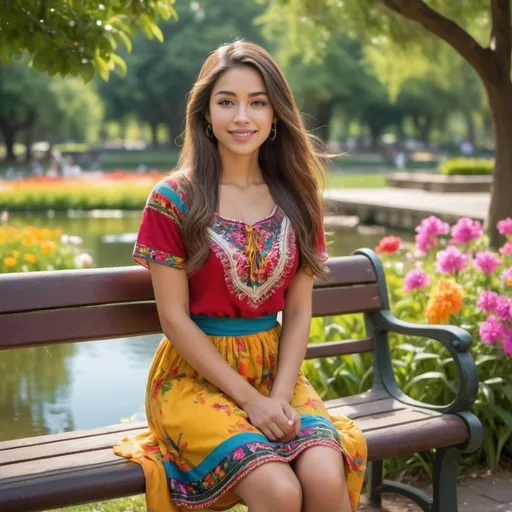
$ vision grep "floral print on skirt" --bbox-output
[113,324,367,511]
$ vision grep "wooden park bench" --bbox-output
[0,249,482,512]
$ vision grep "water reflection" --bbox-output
[1,211,410,441]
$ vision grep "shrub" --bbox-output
[303,215,512,477]
[439,158,494,176]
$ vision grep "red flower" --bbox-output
[375,236,402,254]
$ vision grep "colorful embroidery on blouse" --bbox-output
[134,243,185,269]
[164,420,351,508]
[146,178,188,227]
[208,207,297,309]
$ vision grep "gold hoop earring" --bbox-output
[269,122,277,141]
[206,123,213,139]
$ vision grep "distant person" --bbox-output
[460,140,474,155]
[113,40,366,512]
[62,155,82,178]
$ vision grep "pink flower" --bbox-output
[496,296,512,322]
[403,269,430,292]
[476,290,499,313]
[474,251,501,274]
[233,447,246,461]
[499,242,512,256]
[450,217,482,244]
[415,216,450,253]
[479,316,503,345]
[436,246,469,275]
[502,327,512,357]
[497,217,512,238]
[501,267,512,286]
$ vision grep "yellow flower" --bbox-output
[425,278,464,324]
[11,250,20,258]
[3,256,17,268]
[24,253,38,264]
[23,236,37,247]
[40,240,56,254]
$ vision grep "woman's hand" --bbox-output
[242,395,301,442]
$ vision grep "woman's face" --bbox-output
[206,66,276,156]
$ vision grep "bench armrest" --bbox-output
[372,309,479,415]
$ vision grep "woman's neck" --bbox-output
[218,149,264,188]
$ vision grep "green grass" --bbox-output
[49,496,246,512]
[326,172,386,189]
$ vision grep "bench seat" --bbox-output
[0,388,469,512]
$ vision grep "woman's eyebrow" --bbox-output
[214,90,268,97]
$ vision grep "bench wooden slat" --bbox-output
[305,338,374,358]
[0,303,161,350]
[0,285,380,350]
[0,256,377,315]
[2,395,412,467]
[312,284,381,316]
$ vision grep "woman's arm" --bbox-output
[149,261,296,441]
[271,269,314,403]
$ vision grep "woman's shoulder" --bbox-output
[146,171,189,225]
[149,171,189,216]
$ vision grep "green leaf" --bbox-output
[151,24,165,43]
[94,55,110,81]
[117,31,133,53]
[110,53,127,77]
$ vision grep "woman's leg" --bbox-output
[292,446,352,512]
[232,461,302,512]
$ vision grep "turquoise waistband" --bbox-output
[191,313,278,336]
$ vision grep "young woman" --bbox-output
[114,40,367,512]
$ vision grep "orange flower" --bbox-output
[40,240,56,254]
[375,236,402,254]
[425,278,464,324]
[3,256,17,267]
[24,253,38,264]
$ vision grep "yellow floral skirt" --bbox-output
[113,324,367,511]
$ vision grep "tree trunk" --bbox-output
[0,124,16,163]
[315,101,333,142]
[463,109,476,147]
[486,82,512,247]
[150,122,159,148]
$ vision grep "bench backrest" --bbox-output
[0,252,385,358]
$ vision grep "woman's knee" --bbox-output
[233,461,302,511]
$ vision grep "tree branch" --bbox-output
[380,0,492,79]
[490,0,511,80]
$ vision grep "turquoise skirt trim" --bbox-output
[191,313,278,336]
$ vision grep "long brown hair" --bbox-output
[175,40,330,277]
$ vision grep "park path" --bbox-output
[325,188,490,225]
[357,467,512,511]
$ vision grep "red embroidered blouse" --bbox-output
[133,177,328,318]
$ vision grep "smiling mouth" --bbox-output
[229,131,257,137]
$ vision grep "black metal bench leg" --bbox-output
[432,446,462,512]
[367,460,383,506]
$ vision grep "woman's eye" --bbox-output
[253,100,266,106]
[219,99,233,106]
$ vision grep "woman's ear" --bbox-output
[205,112,212,124]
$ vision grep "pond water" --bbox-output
[1,211,407,441]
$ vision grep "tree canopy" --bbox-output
[0,0,177,81]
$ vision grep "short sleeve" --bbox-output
[133,178,188,270]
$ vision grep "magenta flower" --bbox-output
[502,327,512,357]
[436,246,469,275]
[403,269,431,292]
[497,217,512,237]
[479,316,503,345]
[500,242,512,256]
[496,296,512,322]
[474,251,501,274]
[476,290,499,313]
[501,267,512,286]
[450,217,483,244]
[415,216,450,253]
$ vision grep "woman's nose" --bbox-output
[234,105,249,123]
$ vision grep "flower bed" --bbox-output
[0,172,164,211]
[0,211,93,273]
[304,216,512,476]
